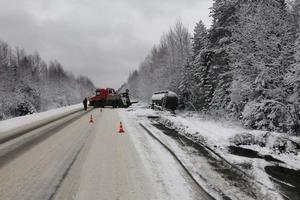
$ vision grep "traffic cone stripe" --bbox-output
[89,114,94,124]
[118,122,125,133]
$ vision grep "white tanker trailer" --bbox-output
[151,91,178,111]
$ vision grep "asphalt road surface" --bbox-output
[0,108,213,200]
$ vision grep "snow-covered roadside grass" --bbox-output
[159,111,300,199]
[125,103,300,200]
[160,112,300,169]
[158,113,300,199]
[0,104,83,140]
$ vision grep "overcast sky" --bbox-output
[0,0,213,88]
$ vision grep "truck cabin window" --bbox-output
[96,91,101,96]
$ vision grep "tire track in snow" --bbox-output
[48,136,89,200]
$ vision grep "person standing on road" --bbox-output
[83,97,88,111]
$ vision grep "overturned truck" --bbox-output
[151,90,178,111]
[89,88,131,108]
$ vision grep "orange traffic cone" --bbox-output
[89,114,94,124]
[118,122,125,133]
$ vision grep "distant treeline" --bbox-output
[0,40,95,120]
[125,0,300,135]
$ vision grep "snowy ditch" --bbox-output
[141,121,279,200]
[126,103,300,200]
[156,114,300,200]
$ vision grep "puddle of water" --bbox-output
[264,155,283,163]
[151,123,179,137]
[228,146,283,163]
[147,115,160,119]
[228,146,260,158]
[265,166,300,200]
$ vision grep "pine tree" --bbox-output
[284,4,300,134]
[229,0,295,131]
[193,51,214,110]
[192,20,208,59]
[179,20,209,110]
[204,0,238,113]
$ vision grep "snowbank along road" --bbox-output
[0,108,213,200]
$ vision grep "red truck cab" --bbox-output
[95,88,116,99]
[89,88,131,108]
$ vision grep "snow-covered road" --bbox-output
[0,108,213,200]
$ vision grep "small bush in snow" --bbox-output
[230,131,299,155]
[242,101,290,133]
[230,133,256,146]
[15,101,36,116]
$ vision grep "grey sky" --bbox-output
[0,0,213,88]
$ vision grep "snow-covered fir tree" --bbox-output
[179,20,209,109]
[228,0,295,132]
[205,0,238,113]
